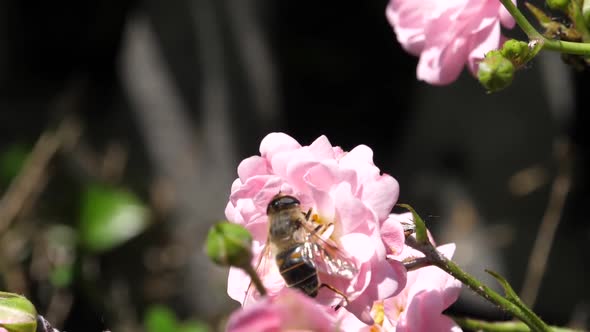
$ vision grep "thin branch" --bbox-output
[452,316,584,332]
[0,117,80,235]
[499,0,590,55]
[405,233,551,332]
[401,257,432,271]
[520,140,571,307]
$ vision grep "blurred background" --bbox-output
[0,0,587,331]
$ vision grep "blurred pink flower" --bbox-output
[225,133,406,324]
[226,288,337,332]
[386,0,516,85]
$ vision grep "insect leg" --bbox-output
[304,208,312,221]
[319,283,349,310]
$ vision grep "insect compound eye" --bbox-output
[268,195,300,211]
[276,195,300,208]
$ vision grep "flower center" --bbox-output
[371,301,385,326]
[310,213,337,241]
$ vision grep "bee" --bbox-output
[244,193,358,307]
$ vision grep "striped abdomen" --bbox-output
[275,244,319,297]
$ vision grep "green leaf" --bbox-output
[0,292,37,332]
[525,2,554,26]
[79,184,150,253]
[396,204,429,245]
[144,306,177,332]
[0,144,30,185]
[485,269,520,303]
[485,270,551,331]
[485,269,533,314]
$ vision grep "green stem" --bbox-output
[244,264,267,297]
[499,0,590,55]
[499,0,543,39]
[405,237,550,332]
[451,317,584,332]
[543,38,590,55]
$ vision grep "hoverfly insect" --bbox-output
[244,193,358,308]
[401,221,416,238]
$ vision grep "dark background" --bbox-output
[0,0,587,330]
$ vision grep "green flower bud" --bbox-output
[205,222,253,269]
[547,0,569,11]
[501,39,530,67]
[0,292,37,332]
[478,51,515,93]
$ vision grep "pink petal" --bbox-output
[370,253,406,300]
[387,0,516,85]
[361,174,399,222]
[498,0,516,29]
[335,309,373,332]
[238,156,269,183]
[226,302,281,332]
[274,289,337,331]
[333,146,345,159]
[333,183,373,234]
[467,21,502,74]
[225,201,244,224]
[227,267,251,304]
[345,297,375,325]
[304,162,339,191]
[339,145,379,186]
[340,233,375,264]
[270,147,313,181]
[259,132,301,160]
[251,177,287,211]
[308,135,336,159]
[310,187,336,223]
[417,8,470,86]
[417,44,466,85]
[343,238,406,325]
[397,289,461,332]
[230,178,243,194]
[381,213,411,255]
[285,159,318,195]
[228,288,337,332]
[386,0,438,55]
[230,175,273,206]
[304,161,358,194]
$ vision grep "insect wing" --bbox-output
[243,239,273,306]
[302,237,358,279]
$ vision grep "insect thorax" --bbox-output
[269,209,305,247]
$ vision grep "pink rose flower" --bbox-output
[226,288,337,332]
[386,0,516,85]
[337,238,463,331]
[225,133,407,324]
[383,243,462,331]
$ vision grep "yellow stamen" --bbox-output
[371,301,385,326]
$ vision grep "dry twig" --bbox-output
[520,139,572,307]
